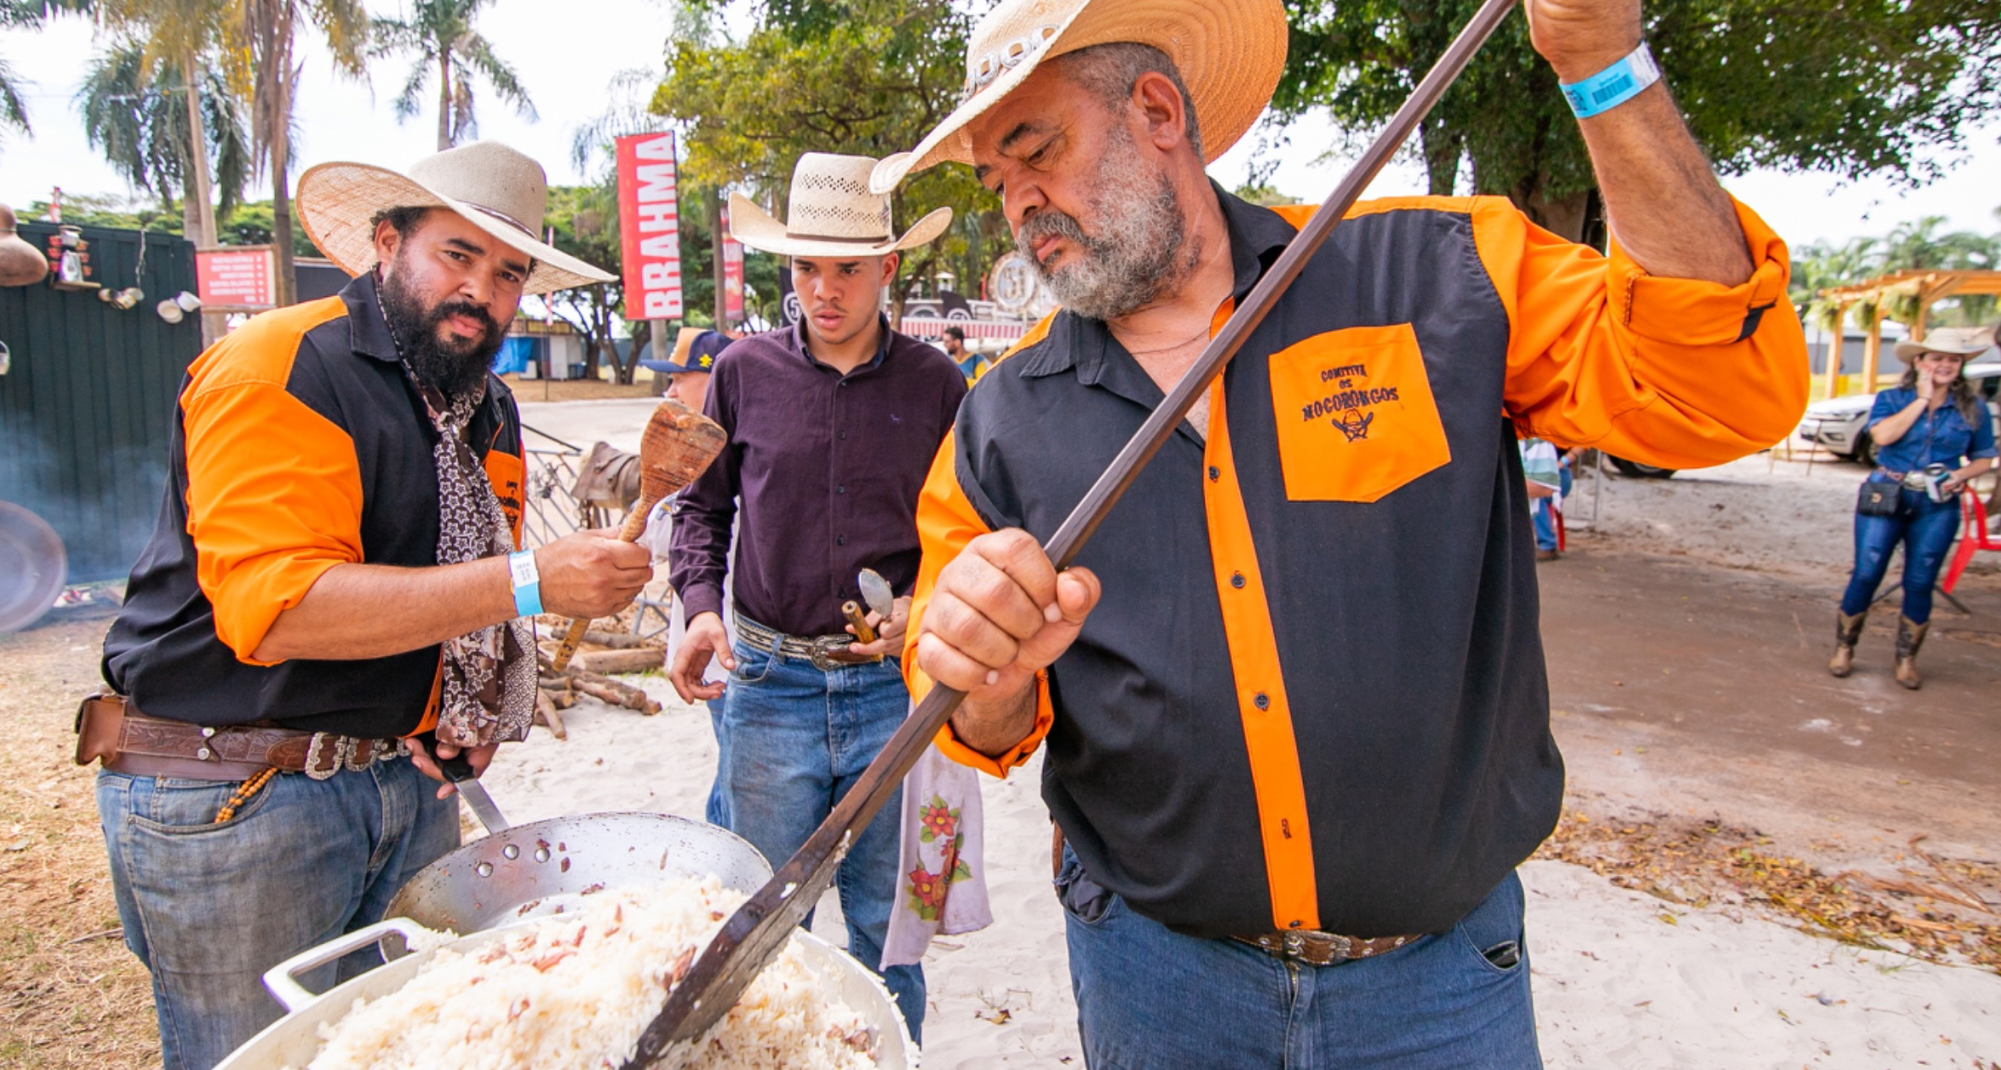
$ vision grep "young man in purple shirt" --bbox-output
[666,154,965,1037]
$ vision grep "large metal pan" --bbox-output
[384,811,772,939]
[214,916,913,1070]
[0,501,66,632]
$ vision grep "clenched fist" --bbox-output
[1525,0,1644,83]
[533,530,654,619]
[914,529,1100,708]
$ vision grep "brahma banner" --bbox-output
[615,132,684,320]
[721,202,744,325]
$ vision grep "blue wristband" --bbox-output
[1559,42,1661,119]
[508,550,543,618]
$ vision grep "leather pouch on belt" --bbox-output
[74,693,126,766]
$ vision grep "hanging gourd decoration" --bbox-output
[0,204,48,287]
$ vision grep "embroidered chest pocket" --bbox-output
[1266,324,1451,503]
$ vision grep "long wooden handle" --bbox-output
[548,499,659,672]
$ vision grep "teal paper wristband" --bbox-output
[508,550,543,618]
[1559,42,1660,119]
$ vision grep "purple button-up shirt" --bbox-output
[668,318,967,638]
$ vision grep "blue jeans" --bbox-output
[1840,485,1962,623]
[1531,463,1572,551]
[718,633,925,1040]
[704,696,729,826]
[1059,848,1542,1069]
[95,756,458,1070]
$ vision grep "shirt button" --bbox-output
[1230,571,1245,589]
[1253,692,1269,710]
[1208,466,1221,482]
[838,430,847,440]
[837,535,847,546]
[837,485,846,495]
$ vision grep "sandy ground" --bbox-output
[8,416,2000,1068]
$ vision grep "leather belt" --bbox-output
[735,613,881,672]
[74,693,407,782]
[1230,928,1424,967]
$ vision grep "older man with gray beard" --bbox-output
[873,0,1809,1065]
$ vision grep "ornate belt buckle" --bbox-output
[304,733,351,780]
[1323,933,1353,963]
[809,635,852,672]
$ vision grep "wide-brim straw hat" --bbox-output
[868,0,1287,194]
[1893,328,1992,364]
[297,140,614,297]
[730,153,952,259]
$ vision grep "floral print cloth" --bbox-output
[882,742,992,966]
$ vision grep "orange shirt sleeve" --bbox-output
[182,374,364,666]
[1472,195,1809,468]
[902,428,1056,779]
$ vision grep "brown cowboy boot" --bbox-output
[1894,615,1930,690]
[1828,610,1867,678]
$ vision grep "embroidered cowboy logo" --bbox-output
[1333,409,1374,442]
[1299,361,1399,445]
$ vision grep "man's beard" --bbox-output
[1014,126,1194,322]
[378,260,505,400]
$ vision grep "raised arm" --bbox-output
[1528,0,1751,285]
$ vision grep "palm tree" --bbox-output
[95,0,250,248]
[77,40,252,234]
[371,0,535,152]
[0,53,27,146]
[244,0,367,304]
[1,1,90,149]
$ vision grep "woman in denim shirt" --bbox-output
[1831,337,1997,687]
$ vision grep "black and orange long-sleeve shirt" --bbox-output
[102,274,525,738]
[904,185,1808,940]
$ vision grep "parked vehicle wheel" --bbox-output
[1853,433,1876,468]
[1607,457,1678,479]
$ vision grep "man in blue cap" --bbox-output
[641,328,730,412]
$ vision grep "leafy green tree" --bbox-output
[76,38,252,235]
[95,0,251,248]
[24,191,188,232]
[244,0,369,305]
[371,0,536,152]
[218,198,323,255]
[652,0,1011,323]
[1276,0,2001,241]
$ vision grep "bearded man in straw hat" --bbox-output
[884,0,1809,1063]
[88,141,649,1069]
[667,153,968,1037]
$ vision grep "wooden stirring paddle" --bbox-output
[548,398,728,672]
[621,0,1519,1063]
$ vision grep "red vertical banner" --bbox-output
[721,202,744,326]
[615,132,684,320]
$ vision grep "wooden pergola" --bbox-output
[1815,269,2001,399]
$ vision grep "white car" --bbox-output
[1796,362,2001,466]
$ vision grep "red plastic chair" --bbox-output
[1940,491,2000,595]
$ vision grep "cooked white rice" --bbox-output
[290,877,879,1070]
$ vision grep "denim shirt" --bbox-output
[1867,387,1998,477]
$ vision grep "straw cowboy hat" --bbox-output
[868,0,1288,194]
[1893,328,1993,364]
[729,153,952,259]
[297,140,614,296]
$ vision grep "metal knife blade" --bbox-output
[451,775,511,834]
[431,742,511,833]
[857,568,895,622]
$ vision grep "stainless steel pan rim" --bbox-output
[384,811,774,941]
